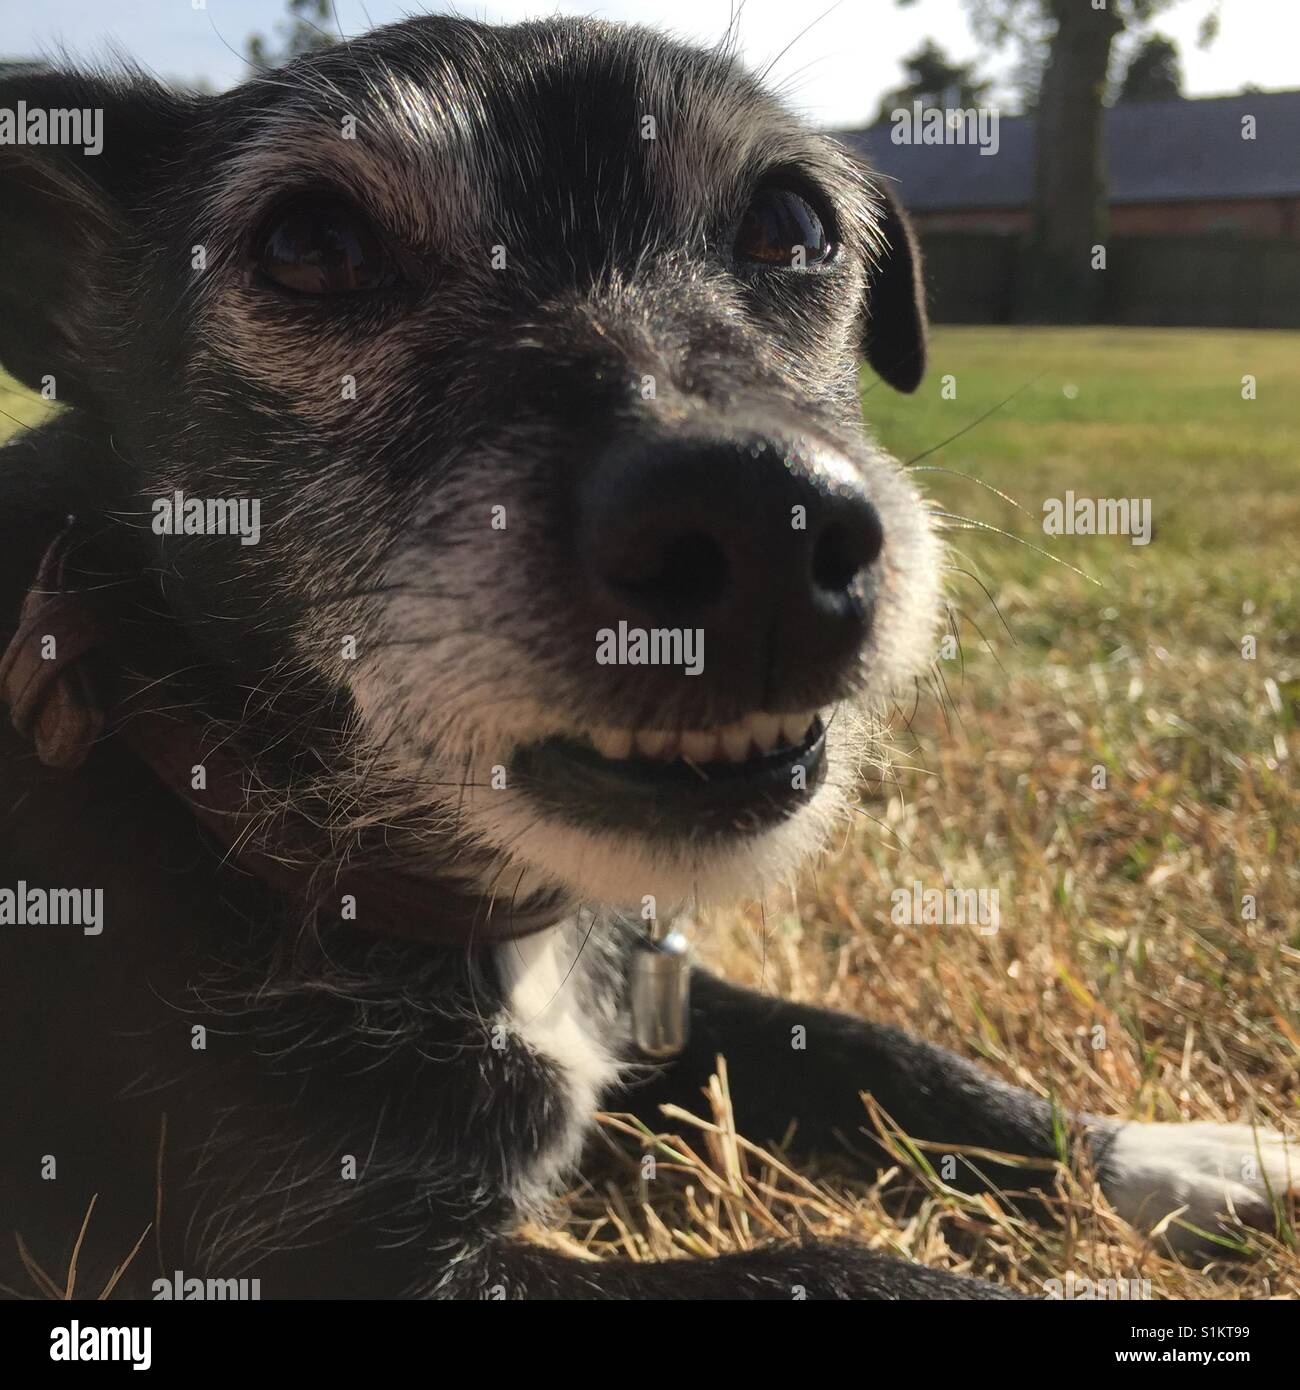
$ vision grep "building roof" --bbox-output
[838,89,1300,210]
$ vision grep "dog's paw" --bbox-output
[1095,1121,1296,1255]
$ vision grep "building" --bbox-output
[837,90,1300,326]
[841,89,1300,240]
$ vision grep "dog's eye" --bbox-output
[255,196,397,295]
[735,188,833,268]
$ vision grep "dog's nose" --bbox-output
[577,434,884,701]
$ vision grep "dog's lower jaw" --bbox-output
[385,702,888,913]
[476,781,844,912]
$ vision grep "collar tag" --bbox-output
[630,915,691,1058]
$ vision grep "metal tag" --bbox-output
[629,916,691,1058]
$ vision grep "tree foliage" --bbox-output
[246,0,338,72]
[1116,34,1184,102]
[875,40,991,124]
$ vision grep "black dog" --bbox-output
[0,16,1291,1299]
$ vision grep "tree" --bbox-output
[1116,34,1184,102]
[874,40,991,124]
[963,0,1217,322]
[246,0,338,72]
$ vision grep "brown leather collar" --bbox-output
[0,525,566,946]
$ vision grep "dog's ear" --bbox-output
[0,70,190,410]
[862,182,928,394]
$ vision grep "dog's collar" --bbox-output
[0,524,566,947]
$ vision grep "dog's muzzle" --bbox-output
[512,429,883,837]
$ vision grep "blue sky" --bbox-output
[2,0,1292,129]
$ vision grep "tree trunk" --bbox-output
[1024,0,1124,322]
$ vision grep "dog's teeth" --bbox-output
[635,729,673,759]
[779,710,817,746]
[589,727,634,760]
[748,714,784,755]
[720,722,753,762]
[584,711,820,766]
[678,729,717,763]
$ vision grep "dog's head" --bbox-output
[0,17,940,913]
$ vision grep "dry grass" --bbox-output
[535,328,1300,1298]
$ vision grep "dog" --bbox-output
[0,15,1293,1300]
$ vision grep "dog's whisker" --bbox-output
[920,665,955,735]
[930,512,1101,583]
[942,566,1018,647]
[846,800,912,854]
[908,464,1031,516]
[756,0,845,86]
[905,372,1048,467]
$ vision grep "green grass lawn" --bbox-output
[859,328,1298,820]
[868,326,1300,626]
[3,329,1297,1296]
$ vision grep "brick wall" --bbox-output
[913,198,1300,240]
[1110,198,1300,238]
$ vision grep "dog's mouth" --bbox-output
[510,711,827,838]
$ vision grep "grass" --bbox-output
[0,373,54,437]
[542,327,1300,1298]
[3,327,1297,1297]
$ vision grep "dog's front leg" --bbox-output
[622,969,1064,1192]
[450,1238,1024,1300]
[617,970,1296,1253]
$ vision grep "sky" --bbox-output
[1,0,1294,129]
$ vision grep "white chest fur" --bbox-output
[495,919,626,1213]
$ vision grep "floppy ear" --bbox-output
[863,182,928,394]
[0,70,188,410]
